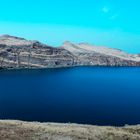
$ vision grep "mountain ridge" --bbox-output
[0,35,140,69]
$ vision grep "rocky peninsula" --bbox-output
[0,34,140,69]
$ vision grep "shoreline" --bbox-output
[0,120,140,140]
[0,65,140,72]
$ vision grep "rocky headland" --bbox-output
[0,34,140,69]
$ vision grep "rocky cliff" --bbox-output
[0,35,140,69]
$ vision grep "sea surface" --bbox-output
[0,67,140,126]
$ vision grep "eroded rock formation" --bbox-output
[0,35,140,69]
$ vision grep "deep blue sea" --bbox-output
[0,67,140,126]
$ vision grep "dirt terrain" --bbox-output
[0,120,140,140]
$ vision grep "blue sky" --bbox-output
[0,0,140,53]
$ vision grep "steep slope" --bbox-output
[62,41,140,66]
[0,34,32,46]
[0,35,140,69]
[0,35,74,69]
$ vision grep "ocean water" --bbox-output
[0,67,140,126]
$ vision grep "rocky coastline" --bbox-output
[0,35,140,70]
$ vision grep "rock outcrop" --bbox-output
[0,35,140,69]
[0,35,74,69]
[62,41,140,66]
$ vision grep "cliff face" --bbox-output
[0,35,75,69]
[0,35,140,69]
[62,41,140,66]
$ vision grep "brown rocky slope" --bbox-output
[0,35,140,69]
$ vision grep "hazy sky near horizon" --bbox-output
[0,0,140,53]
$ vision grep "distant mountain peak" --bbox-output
[63,41,74,46]
[0,34,26,40]
[62,41,140,62]
[0,34,32,46]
